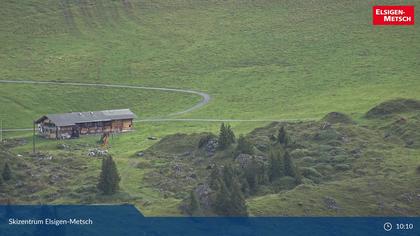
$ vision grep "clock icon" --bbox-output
[384,222,393,232]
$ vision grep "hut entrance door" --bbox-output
[71,126,80,138]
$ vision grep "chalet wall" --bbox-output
[37,118,134,139]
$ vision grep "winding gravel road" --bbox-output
[0,80,316,132]
[0,79,211,117]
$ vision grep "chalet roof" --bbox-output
[36,109,137,126]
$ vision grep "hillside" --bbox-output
[136,100,420,216]
[0,0,419,216]
[1,100,420,216]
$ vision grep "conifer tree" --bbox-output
[213,179,230,216]
[189,190,202,216]
[2,163,11,181]
[218,123,236,150]
[283,151,297,178]
[222,165,235,189]
[236,135,254,155]
[228,178,248,216]
[240,177,250,197]
[209,166,220,191]
[268,148,284,181]
[244,159,259,193]
[97,156,121,195]
[278,126,289,147]
[209,167,221,190]
[218,123,229,149]
[294,166,303,185]
[226,124,236,144]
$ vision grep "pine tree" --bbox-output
[268,148,284,181]
[278,126,289,147]
[222,165,235,189]
[244,159,259,194]
[236,135,254,155]
[209,167,221,190]
[226,124,236,144]
[2,163,11,181]
[228,178,248,216]
[283,151,297,178]
[189,190,202,216]
[218,123,236,150]
[218,123,229,149]
[240,177,250,197]
[213,179,231,216]
[97,156,121,195]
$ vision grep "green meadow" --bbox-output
[0,0,419,215]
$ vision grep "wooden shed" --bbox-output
[35,109,136,139]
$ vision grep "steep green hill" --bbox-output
[1,0,419,128]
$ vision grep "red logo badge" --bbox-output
[373,6,415,25]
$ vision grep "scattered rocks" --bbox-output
[204,139,218,157]
[88,149,108,157]
[320,122,331,130]
[323,196,340,211]
[256,144,268,152]
[29,152,53,160]
[397,192,420,203]
[195,183,212,210]
[57,143,69,150]
[235,154,253,168]
[180,151,192,157]
[172,163,182,175]
[350,148,362,158]
[190,173,197,179]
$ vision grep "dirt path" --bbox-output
[0,80,317,132]
[0,79,211,115]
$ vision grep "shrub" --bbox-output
[236,135,254,155]
[198,134,216,148]
[300,167,323,178]
[335,164,351,171]
[2,163,12,181]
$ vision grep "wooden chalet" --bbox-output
[35,109,136,139]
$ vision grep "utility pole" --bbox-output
[33,121,36,154]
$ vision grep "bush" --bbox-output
[300,167,323,178]
[272,176,296,192]
[236,135,254,155]
[301,156,315,163]
[314,163,334,175]
[335,164,351,171]
[198,134,216,148]
[290,149,311,158]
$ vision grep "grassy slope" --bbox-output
[1,0,419,123]
[0,84,200,128]
[1,0,419,215]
